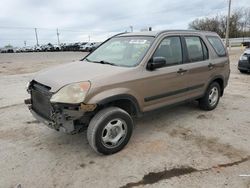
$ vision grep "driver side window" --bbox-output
[153,36,182,66]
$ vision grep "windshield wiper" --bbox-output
[85,58,92,62]
[86,58,116,66]
[98,60,117,66]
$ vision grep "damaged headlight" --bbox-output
[50,81,91,104]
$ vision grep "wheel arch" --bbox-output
[97,94,141,117]
[207,75,225,96]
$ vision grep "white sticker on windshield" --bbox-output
[129,39,147,44]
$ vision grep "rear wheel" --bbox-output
[199,82,221,111]
[87,107,134,155]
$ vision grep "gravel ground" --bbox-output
[0,49,249,188]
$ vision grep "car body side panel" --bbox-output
[85,32,230,113]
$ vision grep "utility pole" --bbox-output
[242,22,246,42]
[129,26,133,32]
[225,0,231,48]
[88,35,90,42]
[34,28,39,46]
[24,41,26,47]
[56,28,60,46]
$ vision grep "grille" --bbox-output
[31,81,53,120]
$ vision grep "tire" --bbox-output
[87,107,134,155]
[199,82,221,111]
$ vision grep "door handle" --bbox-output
[208,63,214,69]
[177,68,188,74]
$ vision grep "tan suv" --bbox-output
[25,30,230,155]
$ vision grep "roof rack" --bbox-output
[155,29,216,37]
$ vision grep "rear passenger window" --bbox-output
[153,36,182,66]
[207,36,226,57]
[184,36,208,62]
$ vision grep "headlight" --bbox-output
[240,55,248,61]
[26,82,31,93]
[50,81,91,104]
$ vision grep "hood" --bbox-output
[33,61,127,92]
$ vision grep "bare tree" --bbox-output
[240,8,250,39]
[188,7,250,38]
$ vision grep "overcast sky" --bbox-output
[0,0,248,47]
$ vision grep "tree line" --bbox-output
[189,8,250,38]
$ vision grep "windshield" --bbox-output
[85,36,154,67]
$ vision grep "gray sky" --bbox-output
[0,0,248,47]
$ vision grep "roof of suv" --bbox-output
[118,30,217,37]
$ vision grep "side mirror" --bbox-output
[147,57,166,70]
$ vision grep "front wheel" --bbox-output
[87,107,134,155]
[199,82,221,111]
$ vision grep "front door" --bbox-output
[140,36,189,112]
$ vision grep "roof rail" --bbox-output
[155,29,217,37]
[109,32,129,38]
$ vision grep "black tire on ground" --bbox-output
[87,107,134,155]
[199,82,221,111]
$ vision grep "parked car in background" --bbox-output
[25,30,230,155]
[62,43,81,51]
[238,48,250,73]
[80,42,95,52]
[0,47,8,53]
[53,44,61,51]
[15,47,22,53]
[47,43,55,51]
[90,42,102,52]
[34,45,42,52]
[24,46,35,52]
[242,41,250,48]
[79,43,88,51]
[0,46,14,53]
[40,44,49,52]
[40,43,54,52]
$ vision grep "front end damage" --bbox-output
[25,81,96,134]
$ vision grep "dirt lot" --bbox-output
[0,50,250,188]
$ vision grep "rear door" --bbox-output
[178,35,212,99]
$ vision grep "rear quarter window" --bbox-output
[207,36,226,57]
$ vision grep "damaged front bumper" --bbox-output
[25,98,96,134]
